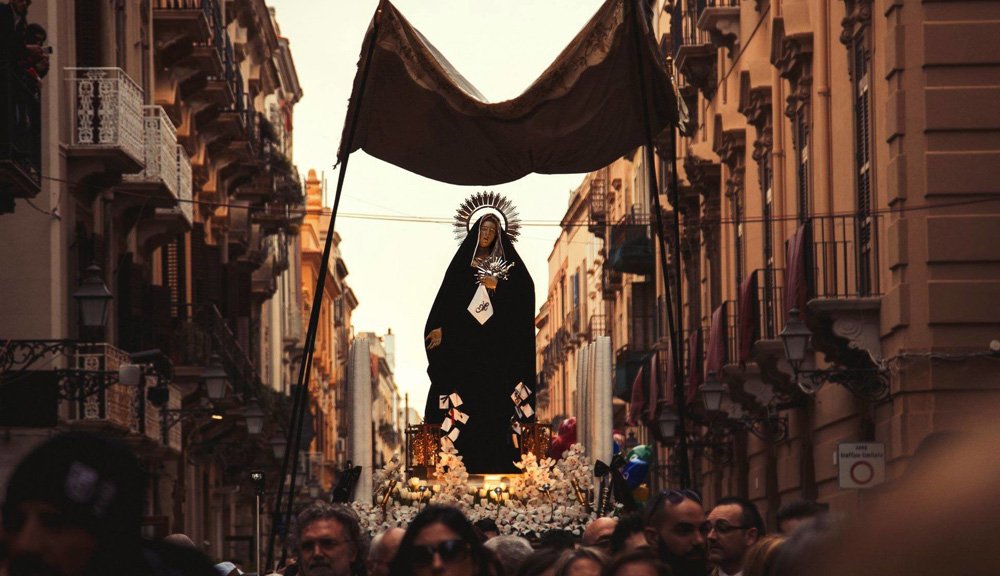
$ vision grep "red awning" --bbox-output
[784,223,811,316]
[738,273,759,364]
[339,0,678,185]
[706,303,728,376]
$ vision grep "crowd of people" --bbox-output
[2,429,999,576]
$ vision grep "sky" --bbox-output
[267,0,608,412]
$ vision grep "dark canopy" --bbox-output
[339,0,677,185]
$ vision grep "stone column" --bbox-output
[348,337,373,502]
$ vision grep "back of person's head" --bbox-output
[474,517,500,540]
[713,496,766,536]
[742,535,786,576]
[164,533,197,549]
[24,22,46,43]
[484,535,533,575]
[601,548,670,576]
[772,515,837,576]
[290,502,366,574]
[516,547,565,576]
[553,547,609,576]
[390,505,489,576]
[610,512,647,555]
[3,431,145,544]
[537,528,577,551]
[775,499,826,533]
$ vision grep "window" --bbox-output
[852,30,875,295]
[795,108,811,223]
[761,153,776,338]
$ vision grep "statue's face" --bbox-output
[479,219,498,249]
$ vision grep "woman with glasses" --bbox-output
[389,506,493,576]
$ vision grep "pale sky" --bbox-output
[268,0,607,413]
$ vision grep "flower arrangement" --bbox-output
[352,443,596,537]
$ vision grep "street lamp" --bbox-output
[202,355,229,400]
[779,308,812,370]
[269,433,288,460]
[73,263,113,330]
[244,401,265,435]
[699,373,726,412]
[655,401,679,441]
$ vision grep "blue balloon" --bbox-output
[621,459,649,489]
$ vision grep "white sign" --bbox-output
[838,442,885,489]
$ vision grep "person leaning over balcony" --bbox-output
[0,0,47,73]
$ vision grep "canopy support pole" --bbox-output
[629,0,692,489]
[265,3,385,570]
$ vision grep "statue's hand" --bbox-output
[482,276,498,290]
[425,328,442,350]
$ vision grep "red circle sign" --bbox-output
[850,461,875,485]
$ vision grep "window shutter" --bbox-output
[75,0,103,67]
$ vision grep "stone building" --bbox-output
[0,0,306,563]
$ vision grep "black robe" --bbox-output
[423,217,537,474]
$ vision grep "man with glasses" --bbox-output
[293,502,367,576]
[642,489,709,576]
[705,497,764,576]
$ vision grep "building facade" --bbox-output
[0,0,309,564]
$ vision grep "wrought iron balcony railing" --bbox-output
[588,170,609,238]
[588,314,608,339]
[607,208,654,275]
[123,106,179,197]
[66,68,145,165]
[807,214,883,299]
[155,144,194,226]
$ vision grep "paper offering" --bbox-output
[448,427,461,442]
[440,436,454,450]
[521,403,535,418]
[514,404,524,419]
[467,284,494,325]
[441,418,453,432]
[515,382,531,399]
[449,392,464,407]
[511,391,520,404]
[512,421,522,434]
[439,395,450,409]
[453,410,470,424]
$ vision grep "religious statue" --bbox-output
[424,193,537,474]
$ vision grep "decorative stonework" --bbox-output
[770,17,813,119]
[698,5,741,58]
[676,43,718,100]
[839,0,873,47]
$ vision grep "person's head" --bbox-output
[10,0,31,17]
[484,535,533,575]
[642,489,707,576]
[601,548,671,576]
[515,547,564,576]
[581,517,617,554]
[537,528,577,552]
[775,500,826,535]
[1,432,145,576]
[368,527,405,576]
[477,216,500,250]
[390,505,488,576]
[706,497,764,575]
[291,502,365,576]
[163,533,197,549]
[553,547,608,576]
[23,22,45,44]
[473,518,499,541]
[741,535,785,576]
[610,513,649,556]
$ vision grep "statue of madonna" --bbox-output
[423,193,537,474]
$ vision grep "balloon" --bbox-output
[628,444,653,463]
[549,416,578,459]
[621,459,649,489]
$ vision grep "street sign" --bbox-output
[838,442,885,489]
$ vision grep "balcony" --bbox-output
[602,267,623,299]
[588,172,608,239]
[68,343,136,433]
[588,314,608,340]
[66,68,145,176]
[607,210,654,275]
[672,2,717,98]
[122,106,180,205]
[697,0,741,57]
[153,0,226,110]
[0,67,42,213]
[801,214,884,373]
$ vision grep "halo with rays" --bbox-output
[452,192,522,244]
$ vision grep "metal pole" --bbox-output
[255,492,261,575]
[628,0,691,488]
